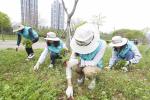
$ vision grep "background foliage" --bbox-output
[112,29,145,41]
[0,11,11,33]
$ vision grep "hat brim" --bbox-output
[70,33,100,54]
[109,38,128,47]
[13,26,24,32]
[44,37,60,41]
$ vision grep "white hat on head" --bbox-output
[44,32,60,41]
[13,24,24,32]
[109,36,128,47]
[70,23,100,54]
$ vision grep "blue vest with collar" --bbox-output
[116,41,133,59]
[48,40,63,53]
[79,40,103,68]
[17,26,38,40]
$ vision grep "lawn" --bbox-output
[0,45,150,100]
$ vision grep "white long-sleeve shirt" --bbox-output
[37,47,49,64]
[37,42,67,64]
[109,41,142,67]
[66,40,106,79]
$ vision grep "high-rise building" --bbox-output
[51,0,64,30]
[21,0,38,27]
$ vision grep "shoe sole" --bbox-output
[28,55,35,59]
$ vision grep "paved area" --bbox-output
[0,40,46,49]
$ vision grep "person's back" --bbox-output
[18,26,38,40]
[13,24,39,60]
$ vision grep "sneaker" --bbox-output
[77,77,84,85]
[48,64,53,68]
[88,78,96,90]
[28,53,34,59]
[122,67,128,72]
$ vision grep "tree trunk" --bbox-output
[66,19,71,49]
[61,0,79,49]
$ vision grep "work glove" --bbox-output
[16,45,19,51]
[104,65,111,71]
[33,62,40,70]
[125,61,131,66]
[122,67,128,72]
[66,86,73,98]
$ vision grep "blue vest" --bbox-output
[48,40,63,53]
[18,26,38,40]
[116,41,133,59]
[79,41,103,68]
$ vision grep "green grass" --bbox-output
[0,45,150,100]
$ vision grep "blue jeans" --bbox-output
[50,52,59,65]
[124,50,134,61]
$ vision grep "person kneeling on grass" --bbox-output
[13,24,39,60]
[65,24,106,99]
[34,32,67,70]
[105,36,142,71]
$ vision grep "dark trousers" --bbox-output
[50,52,59,65]
[32,37,39,43]
[124,50,134,61]
[25,37,39,56]
[25,47,34,56]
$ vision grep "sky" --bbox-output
[0,0,150,32]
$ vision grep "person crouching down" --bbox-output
[34,32,67,70]
[105,36,142,70]
[65,24,107,98]
[13,24,39,60]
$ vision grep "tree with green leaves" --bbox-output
[112,29,144,40]
[0,11,11,32]
[0,11,11,41]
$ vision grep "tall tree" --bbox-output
[61,0,79,49]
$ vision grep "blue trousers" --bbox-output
[50,52,59,65]
[124,50,134,61]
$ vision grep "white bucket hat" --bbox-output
[109,36,128,47]
[70,23,100,54]
[13,24,24,32]
[44,32,60,41]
